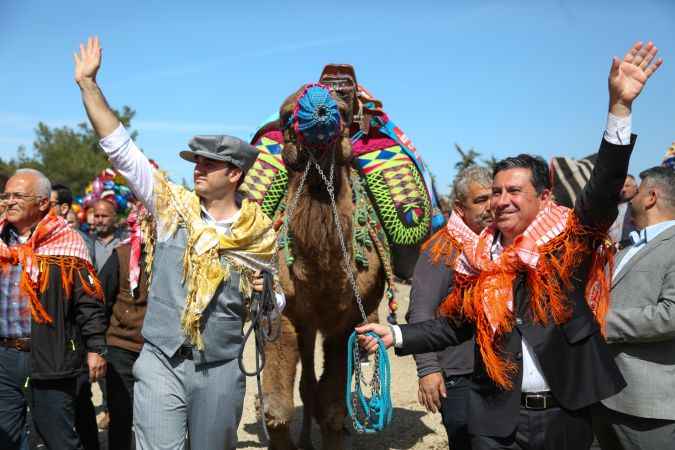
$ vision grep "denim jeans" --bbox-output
[0,347,30,450]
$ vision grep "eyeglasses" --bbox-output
[0,192,43,202]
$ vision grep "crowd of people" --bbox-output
[0,35,672,450]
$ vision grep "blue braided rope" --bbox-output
[346,331,393,433]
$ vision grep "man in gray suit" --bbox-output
[593,166,675,450]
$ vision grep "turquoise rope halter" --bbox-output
[346,331,393,433]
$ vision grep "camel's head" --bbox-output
[280,84,352,172]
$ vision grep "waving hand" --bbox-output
[609,41,663,117]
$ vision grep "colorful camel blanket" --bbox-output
[239,87,444,279]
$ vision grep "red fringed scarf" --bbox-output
[0,213,104,324]
[439,202,615,390]
[122,204,153,292]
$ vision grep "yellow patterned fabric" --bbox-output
[151,170,277,349]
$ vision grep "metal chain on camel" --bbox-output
[306,153,393,433]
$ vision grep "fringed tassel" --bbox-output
[438,213,614,390]
[421,228,462,267]
[474,307,517,390]
[18,256,104,324]
[20,271,52,324]
[585,238,616,335]
[78,264,105,302]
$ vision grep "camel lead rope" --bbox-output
[346,331,393,432]
[238,270,279,443]
[306,154,394,433]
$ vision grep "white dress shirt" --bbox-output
[394,113,632,393]
[613,220,675,278]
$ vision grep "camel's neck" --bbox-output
[285,164,354,270]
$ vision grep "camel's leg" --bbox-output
[263,314,300,450]
[316,330,351,450]
[297,327,317,450]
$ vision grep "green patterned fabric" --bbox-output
[362,165,431,247]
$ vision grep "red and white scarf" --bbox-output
[0,212,101,323]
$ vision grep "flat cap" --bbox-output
[179,135,259,173]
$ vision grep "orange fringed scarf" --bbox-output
[439,202,615,390]
[421,211,477,267]
[0,213,103,325]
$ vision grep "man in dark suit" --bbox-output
[406,165,492,450]
[357,41,663,450]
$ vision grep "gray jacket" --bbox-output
[141,226,246,364]
[406,249,474,378]
[602,224,675,420]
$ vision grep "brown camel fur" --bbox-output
[262,87,386,450]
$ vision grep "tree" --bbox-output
[453,143,481,172]
[483,155,499,172]
[0,106,137,195]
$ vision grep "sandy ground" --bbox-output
[236,282,450,450]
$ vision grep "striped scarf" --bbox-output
[0,212,103,324]
[439,201,614,389]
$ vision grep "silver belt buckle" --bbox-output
[524,394,547,410]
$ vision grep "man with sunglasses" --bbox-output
[0,168,107,450]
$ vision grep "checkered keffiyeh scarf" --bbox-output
[0,212,102,324]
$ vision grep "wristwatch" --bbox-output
[95,346,108,358]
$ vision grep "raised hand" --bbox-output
[609,41,663,116]
[74,36,102,86]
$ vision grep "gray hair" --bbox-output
[451,165,492,205]
[640,166,675,211]
[13,168,52,199]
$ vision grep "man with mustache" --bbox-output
[357,41,662,450]
[406,165,492,450]
[73,36,283,450]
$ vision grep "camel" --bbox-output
[261,84,387,450]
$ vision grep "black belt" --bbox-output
[176,345,193,360]
[521,392,558,410]
[0,337,31,352]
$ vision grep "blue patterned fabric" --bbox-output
[0,230,31,338]
[294,85,341,148]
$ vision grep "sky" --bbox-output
[1,0,674,195]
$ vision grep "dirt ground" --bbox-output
[236,282,450,450]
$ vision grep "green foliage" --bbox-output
[453,143,481,172]
[0,106,137,195]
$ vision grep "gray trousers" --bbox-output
[592,403,675,450]
[132,343,245,450]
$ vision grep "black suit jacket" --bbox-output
[397,136,633,437]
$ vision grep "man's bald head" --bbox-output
[92,199,117,238]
